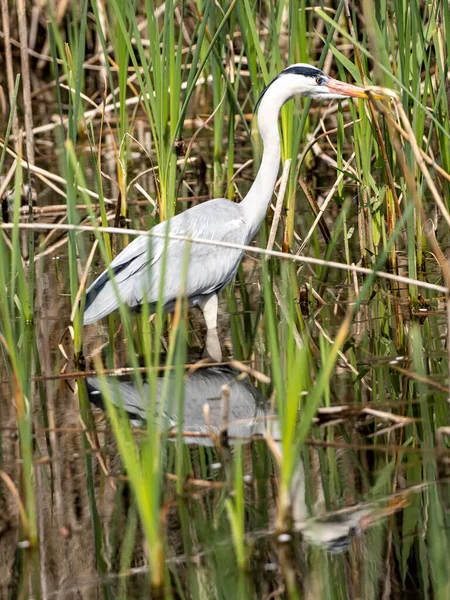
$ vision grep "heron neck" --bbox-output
[240,81,288,241]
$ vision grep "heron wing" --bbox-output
[137,199,247,305]
[83,199,247,323]
[83,232,166,323]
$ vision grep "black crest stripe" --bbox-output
[282,65,324,78]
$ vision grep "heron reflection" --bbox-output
[86,365,394,553]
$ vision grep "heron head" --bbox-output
[282,64,368,99]
[257,64,368,109]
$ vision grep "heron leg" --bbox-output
[199,293,222,362]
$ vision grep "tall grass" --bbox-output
[0,0,449,598]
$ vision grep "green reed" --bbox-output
[0,73,42,595]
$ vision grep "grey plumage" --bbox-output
[86,366,267,444]
[84,199,246,324]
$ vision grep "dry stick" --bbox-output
[0,160,17,198]
[1,220,447,295]
[16,198,204,216]
[389,365,448,394]
[299,153,355,254]
[220,384,230,445]
[228,360,271,384]
[272,282,303,350]
[0,30,114,73]
[60,83,99,108]
[28,0,42,50]
[362,407,415,425]
[78,416,117,491]
[19,203,100,215]
[174,5,192,46]
[313,318,364,381]
[94,0,108,93]
[180,87,228,180]
[229,158,253,184]
[297,108,360,175]
[299,122,358,250]
[33,212,115,263]
[35,461,48,599]
[1,0,19,145]
[266,159,291,255]
[1,424,447,457]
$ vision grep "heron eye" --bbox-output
[316,76,326,85]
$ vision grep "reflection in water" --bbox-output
[86,365,384,554]
[87,365,267,443]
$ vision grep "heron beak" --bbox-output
[325,78,369,99]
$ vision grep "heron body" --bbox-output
[84,199,246,319]
[83,64,367,359]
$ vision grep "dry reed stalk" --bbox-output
[313,318,363,380]
[29,0,44,50]
[36,0,70,71]
[0,161,17,197]
[297,177,331,245]
[17,0,35,167]
[94,0,108,92]
[1,0,19,145]
[299,119,360,175]
[272,282,303,350]
[35,261,65,532]
[35,464,47,597]
[0,470,29,531]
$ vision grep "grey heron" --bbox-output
[83,64,368,360]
